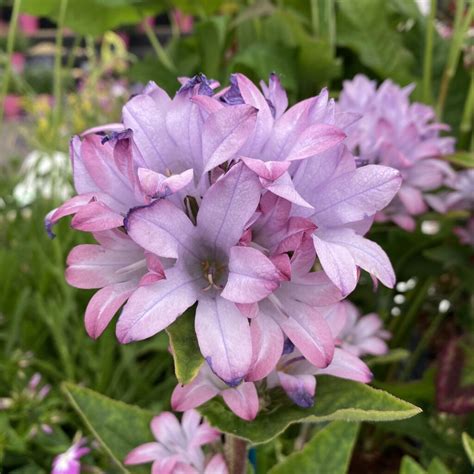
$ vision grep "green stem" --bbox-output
[459,68,474,148]
[52,0,69,135]
[422,0,437,104]
[224,435,247,474]
[142,20,175,72]
[310,0,320,38]
[326,0,336,58]
[400,311,444,380]
[0,0,22,133]
[436,0,473,119]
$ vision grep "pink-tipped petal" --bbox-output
[221,246,282,304]
[222,382,259,421]
[195,297,252,386]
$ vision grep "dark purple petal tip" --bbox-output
[44,211,56,239]
[101,128,133,145]
[282,338,295,355]
[220,75,244,106]
[205,357,243,387]
[288,388,314,409]
[179,73,214,96]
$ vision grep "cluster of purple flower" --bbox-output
[339,75,455,231]
[48,73,401,419]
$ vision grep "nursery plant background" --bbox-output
[0,0,473,472]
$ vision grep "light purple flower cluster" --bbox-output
[125,409,227,473]
[426,168,474,246]
[339,74,455,231]
[49,73,400,416]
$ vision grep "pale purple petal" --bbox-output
[221,246,282,304]
[285,123,346,161]
[310,165,402,227]
[222,382,259,420]
[172,377,220,412]
[315,348,372,383]
[124,442,165,464]
[202,104,257,172]
[277,372,316,408]
[197,162,261,254]
[195,297,252,385]
[125,200,198,260]
[85,280,137,339]
[247,311,284,382]
[116,267,199,343]
[204,454,228,474]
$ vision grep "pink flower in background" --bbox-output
[337,301,391,357]
[52,438,90,474]
[26,372,51,401]
[172,9,194,34]
[426,169,474,246]
[19,14,39,36]
[339,74,455,231]
[3,95,22,120]
[125,410,227,474]
[12,52,25,74]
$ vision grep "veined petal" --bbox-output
[247,311,284,382]
[151,413,183,447]
[314,228,396,291]
[315,348,372,383]
[124,442,165,464]
[312,231,358,296]
[116,267,199,343]
[266,173,314,209]
[277,372,316,408]
[202,104,257,172]
[171,372,220,412]
[125,200,198,260]
[85,280,137,339]
[241,156,289,181]
[311,165,402,227]
[221,246,282,304]
[197,162,261,255]
[195,297,252,385]
[222,382,259,421]
[71,200,124,231]
[286,123,346,161]
[204,454,228,474]
[274,299,334,368]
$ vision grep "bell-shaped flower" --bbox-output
[52,437,90,474]
[125,409,226,474]
[119,163,286,385]
[337,301,391,357]
[339,74,455,231]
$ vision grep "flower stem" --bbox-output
[52,0,69,135]
[224,435,247,474]
[0,0,22,133]
[422,0,437,104]
[310,0,320,38]
[142,19,176,73]
[459,68,474,149]
[436,0,473,119]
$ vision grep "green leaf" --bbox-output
[199,377,421,444]
[427,458,452,474]
[462,432,474,466]
[336,0,415,84]
[268,421,359,474]
[442,152,474,168]
[195,16,229,79]
[62,382,154,472]
[166,307,204,385]
[366,349,410,367]
[20,0,165,36]
[400,456,427,474]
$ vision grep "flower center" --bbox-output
[201,260,227,291]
